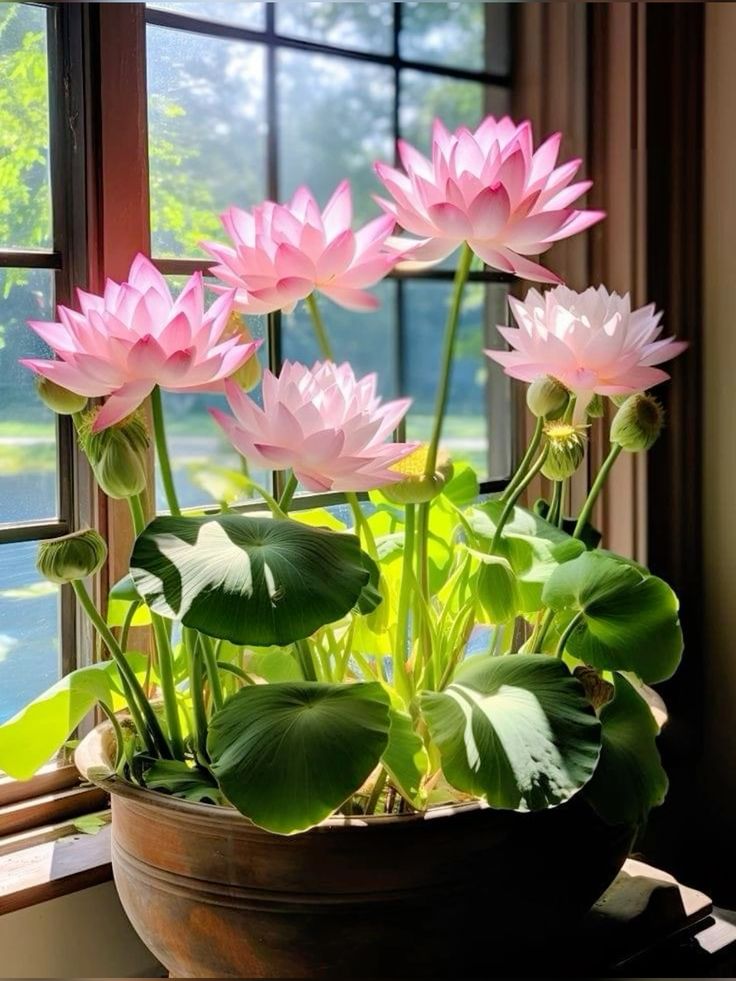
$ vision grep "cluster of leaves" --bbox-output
[0,460,682,836]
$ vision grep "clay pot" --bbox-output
[76,721,634,979]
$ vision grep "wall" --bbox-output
[702,1,736,892]
[0,883,161,978]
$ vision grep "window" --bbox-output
[0,2,86,728]
[0,0,514,771]
[144,1,514,510]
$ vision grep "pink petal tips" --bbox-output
[202,183,400,315]
[211,361,418,493]
[375,115,605,283]
[21,255,261,431]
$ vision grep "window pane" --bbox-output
[0,268,57,524]
[400,2,500,74]
[276,2,393,54]
[403,281,510,480]
[147,25,267,258]
[0,3,52,250]
[277,50,393,225]
[282,281,398,399]
[158,279,270,512]
[399,70,510,152]
[0,540,59,725]
[148,2,265,30]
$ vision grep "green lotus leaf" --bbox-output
[207,682,391,833]
[541,551,683,682]
[583,673,668,825]
[0,655,147,780]
[464,501,576,611]
[129,514,370,646]
[420,654,601,811]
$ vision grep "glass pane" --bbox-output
[276,2,393,54]
[148,2,265,30]
[158,278,270,512]
[282,281,398,399]
[400,2,496,73]
[403,281,511,480]
[0,268,57,524]
[0,3,52,250]
[0,540,60,725]
[147,25,267,258]
[277,49,394,225]
[399,70,510,153]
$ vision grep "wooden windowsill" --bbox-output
[0,823,112,916]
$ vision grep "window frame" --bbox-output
[0,1,96,806]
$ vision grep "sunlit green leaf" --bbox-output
[420,654,600,810]
[542,551,683,683]
[208,682,391,833]
[130,514,370,645]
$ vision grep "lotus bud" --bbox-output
[78,409,150,499]
[37,528,107,584]
[526,375,569,419]
[585,394,605,419]
[36,377,88,415]
[381,445,454,506]
[610,394,664,452]
[541,421,586,481]
[610,393,631,408]
[223,312,262,392]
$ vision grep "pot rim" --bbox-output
[75,718,492,831]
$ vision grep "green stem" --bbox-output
[151,614,185,760]
[71,579,169,758]
[217,661,256,685]
[424,242,473,478]
[489,447,549,554]
[365,768,388,815]
[127,494,183,758]
[501,415,545,503]
[393,503,416,703]
[530,608,555,653]
[119,599,140,654]
[185,630,209,764]
[573,443,622,539]
[346,491,378,559]
[549,480,563,526]
[555,610,584,660]
[415,499,432,670]
[151,386,181,517]
[200,634,225,713]
[295,639,318,681]
[306,292,335,361]
[278,471,298,513]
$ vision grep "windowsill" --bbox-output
[0,823,112,916]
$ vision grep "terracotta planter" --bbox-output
[77,721,634,979]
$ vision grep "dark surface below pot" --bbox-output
[77,722,635,979]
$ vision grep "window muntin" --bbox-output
[145,2,514,509]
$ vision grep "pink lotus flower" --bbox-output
[486,286,687,409]
[211,361,418,492]
[21,255,259,431]
[202,181,399,314]
[375,115,605,283]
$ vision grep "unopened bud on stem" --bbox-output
[77,409,150,499]
[610,394,664,452]
[37,528,107,584]
[526,376,569,419]
[36,378,88,415]
[381,444,454,505]
[542,421,586,481]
